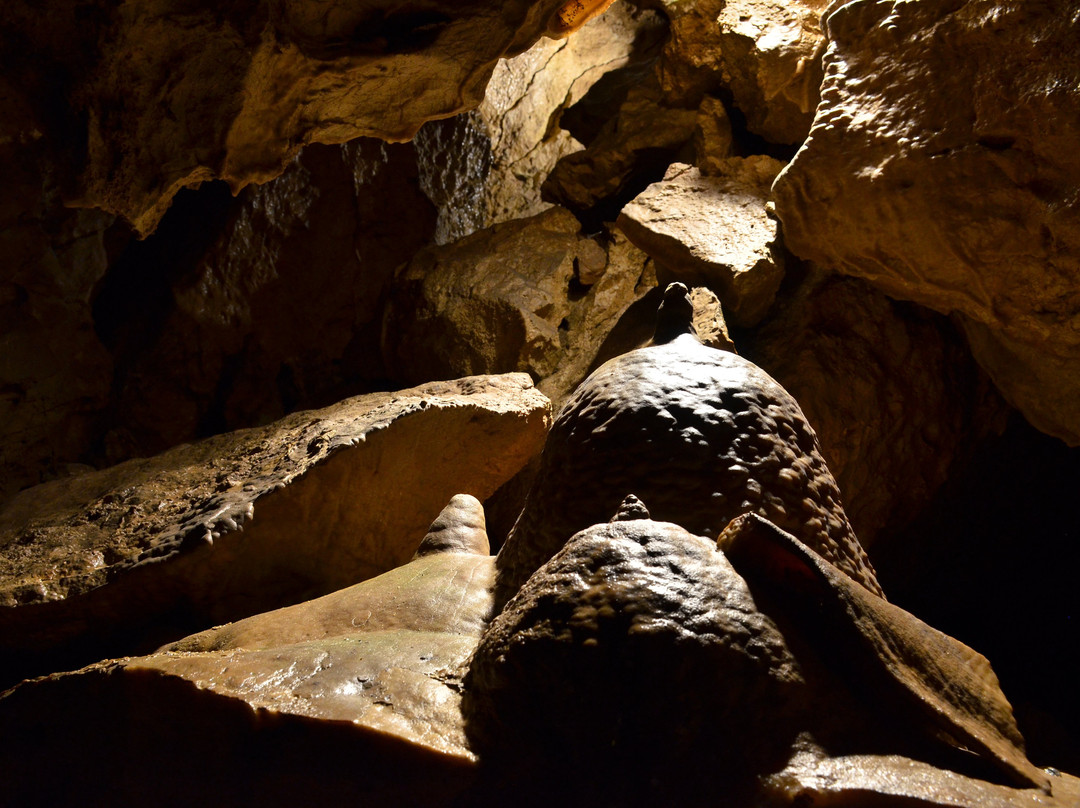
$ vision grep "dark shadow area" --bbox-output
[873,411,1080,774]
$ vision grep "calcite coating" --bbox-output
[467,516,806,798]
[495,317,881,604]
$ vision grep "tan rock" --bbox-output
[689,286,736,352]
[741,269,1007,544]
[0,0,583,235]
[616,159,786,327]
[656,0,827,144]
[772,0,1080,444]
[0,516,496,804]
[382,208,658,406]
[693,95,736,174]
[541,77,699,216]
[0,374,548,685]
[416,1,663,241]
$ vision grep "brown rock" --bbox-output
[382,208,658,406]
[0,520,495,805]
[616,159,786,326]
[413,1,664,243]
[495,287,882,606]
[656,0,827,144]
[0,373,548,685]
[772,0,1080,444]
[467,514,807,800]
[719,512,1048,791]
[693,95,736,174]
[0,0,582,235]
[0,88,115,502]
[689,286,736,352]
[541,77,699,216]
[762,752,1079,808]
[741,269,1008,544]
[98,141,436,462]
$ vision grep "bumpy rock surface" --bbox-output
[467,516,807,801]
[656,0,827,144]
[495,301,882,603]
[0,374,548,686]
[0,503,495,805]
[382,207,658,405]
[617,159,786,326]
[0,0,582,235]
[742,269,1007,543]
[772,0,1080,444]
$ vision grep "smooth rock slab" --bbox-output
[0,530,496,805]
[0,374,548,685]
[617,160,786,326]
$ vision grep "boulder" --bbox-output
[655,0,828,144]
[382,207,658,406]
[616,159,786,326]
[495,285,882,605]
[0,374,549,686]
[772,0,1080,444]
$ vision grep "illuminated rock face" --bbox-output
[772,0,1080,444]
[0,0,577,236]
[0,373,548,686]
[496,285,882,606]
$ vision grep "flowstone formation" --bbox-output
[1,286,1075,806]
[495,282,882,605]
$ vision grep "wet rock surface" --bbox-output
[0,374,548,686]
[467,516,807,803]
[0,500,495,805]
[496,287,882,604]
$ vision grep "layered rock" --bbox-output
[616,159,786,326]
[414,1,666,243]
[0,374,549,685]
[772,0,1080,444]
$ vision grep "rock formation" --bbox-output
[495,284,882,604]
[772,0,1080,444]
[0,0,1078,802]
[0,374,548,686]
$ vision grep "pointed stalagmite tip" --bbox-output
[653,282,698,344]
[414,493,490,557]
[610,494,651,522]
